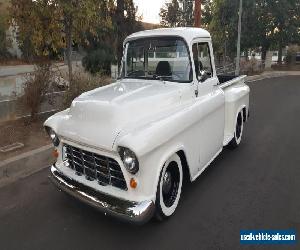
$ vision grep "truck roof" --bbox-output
[124,27,211,45]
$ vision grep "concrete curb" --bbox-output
[0,144,54,187]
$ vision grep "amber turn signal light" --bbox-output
[130,178,138,189]
[52,149,59,158]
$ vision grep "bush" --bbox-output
[63,72,111,108]
[82,45,114,75]
[240,57,263,75]
[17,62,55,120]
[284,45,300,65]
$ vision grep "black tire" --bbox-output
[155,154,183,221]
[228,111,244,149]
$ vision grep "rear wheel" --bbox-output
[155,154,183,220]
[228,111,244,149]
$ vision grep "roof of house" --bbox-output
[124,27,211,45]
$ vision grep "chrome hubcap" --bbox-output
[236,114,242,139]
[161,161,180,208]
[162,171,172,195]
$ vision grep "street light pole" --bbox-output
[235,0,243,76]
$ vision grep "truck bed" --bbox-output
[218,74,250,146]
[217,74,246,89]
[217,74,237,84]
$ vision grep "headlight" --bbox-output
[45,127,60,147]
[118,147,139,174]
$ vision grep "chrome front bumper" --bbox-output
[49,165,155,224]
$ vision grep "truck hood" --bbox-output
[55,79,186,150]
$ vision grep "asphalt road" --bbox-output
[0,76,300,250]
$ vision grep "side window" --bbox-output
[126,45,145,75]
[192,42,213,80]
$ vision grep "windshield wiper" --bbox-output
[152,75,172,81]
[124,76,154,80]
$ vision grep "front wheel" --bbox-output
[228,111,244,149]
[155,154,183,221]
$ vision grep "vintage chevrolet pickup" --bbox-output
[46,27,250,224]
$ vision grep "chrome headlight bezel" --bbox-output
[118,147,139,175]
[45,126,60,147]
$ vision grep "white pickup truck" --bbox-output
[46,28,250,224]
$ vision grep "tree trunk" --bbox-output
[223,40,227,67]
[116,0,125,72]
[278,40,283,65]
[261,45,267,62]
[194,0,201,27]
[245,50,249,61]
[65,16,73,82]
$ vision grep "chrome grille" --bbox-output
[63,144,127,190]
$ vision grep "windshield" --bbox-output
[120,37,192,83]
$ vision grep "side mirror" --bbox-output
[198,70,210,82]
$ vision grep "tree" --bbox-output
[0,13,11,59]
[160,0,196,27]
[10,0,64,60]
[160,0,182,27]
[268,0,300,63]
[114,0,142,69]
[181,0,194,26]
[204,0,300,64]
[116,0,125,69]
[10,0,101,80]
[82,42,114,75]
[0,1,11,59]
[81,0,141,74]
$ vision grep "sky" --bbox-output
[133,0,166,24]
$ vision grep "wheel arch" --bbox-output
[242,106,247,122]
[153,145,191,200]
[177,150,192,183]
[235,104,247,127]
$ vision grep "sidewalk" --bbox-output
[0,61,82,77]
[0,144,54,188]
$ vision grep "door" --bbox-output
[192,41,225,170]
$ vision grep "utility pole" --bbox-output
[235,0,243,76]
[194,0,201,27]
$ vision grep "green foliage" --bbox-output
[285,45,300,65]
[0,1,11,59]
[9,0,142,74]
[114,0,143,67]
[181,0,194,26]
[82,45,114,75]
[82,0,142,72]
[160,0,182,27]
[10,0,64,58]
[161,0,300,62]
[9,0,104,73]
[0,15,11,59]
[159,0,194,27]
[203,0,300,61]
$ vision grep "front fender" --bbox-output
[44,109,70,132]
[115,89,223,158]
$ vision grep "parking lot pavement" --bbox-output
[0,76,299,250]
